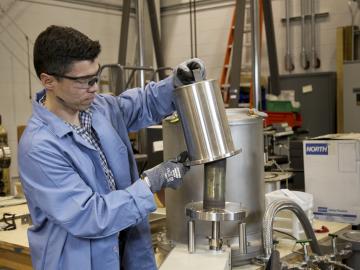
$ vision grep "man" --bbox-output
[18,25,206,270]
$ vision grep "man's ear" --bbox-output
[40,73,57,90]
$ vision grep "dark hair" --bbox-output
[33,25,101,78]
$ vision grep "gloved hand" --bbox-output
[142,151,190,193]
[173,58,206,88]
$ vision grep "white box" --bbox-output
[304,133,360,225]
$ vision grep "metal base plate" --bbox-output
[185,201,246,222]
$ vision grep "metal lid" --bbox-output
[226,108,262,125]
[264,172,293,183]
[339,230,360,250]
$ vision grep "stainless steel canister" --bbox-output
[163,108,265,265]
[173,80,240,166]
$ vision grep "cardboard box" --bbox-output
[304,133,360,225]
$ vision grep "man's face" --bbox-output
[51,60,100,112]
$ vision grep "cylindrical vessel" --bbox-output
[204,159,226,209]
[264,172,293,194]
[174,80,239,165]
[163,108,264,265]
[339,230,360,268]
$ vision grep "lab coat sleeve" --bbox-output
[117,75,176,131]
[19,146,156,239]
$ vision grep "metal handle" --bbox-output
[192,69,202,82]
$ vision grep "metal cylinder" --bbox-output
[188,220,195,253]
[174,80,240,166]
[239,222,247,254]
[264,181,281,194]
[264,172,293,194]
[339,230,360,268]
[204,159,226,210]
[163,108,264,265]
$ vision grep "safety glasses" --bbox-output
[49,64,101,89]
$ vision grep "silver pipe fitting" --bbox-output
[262,199,322,258]
[303,242,309,262]
[331,237,337,255]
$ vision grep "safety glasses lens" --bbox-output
[88,77,99,87]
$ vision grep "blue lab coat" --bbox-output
[18,76,175,270]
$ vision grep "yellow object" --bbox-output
[2,168,10,195]
[154,193,164,208]
[15,180,24,198]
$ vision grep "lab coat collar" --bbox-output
[33,90,100,151]
[33,90,73,138]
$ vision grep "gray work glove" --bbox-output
[173,58,207,88]
[142,151,190,193]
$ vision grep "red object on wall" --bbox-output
[265,112,302,128]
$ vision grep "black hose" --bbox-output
[273,229,298,241]
[265,250,281,270]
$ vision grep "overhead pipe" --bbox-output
[251,0,262,110]
[300,0,310,69]
[147,0,167,80]
[263,0,281,93]
[310,0,321,68]
[284,0,295,72]
[136,0,146,89]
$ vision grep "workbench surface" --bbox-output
[0,204,352,270]
[234,219,351,270]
